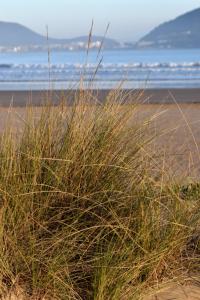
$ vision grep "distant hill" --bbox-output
[136,8,200,49]
[0,21,120,50]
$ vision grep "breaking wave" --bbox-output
[1,61,200,70]
[0,61,200,89]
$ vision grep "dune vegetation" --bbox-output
[0,89,199,300]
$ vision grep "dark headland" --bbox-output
[136,7,200,48]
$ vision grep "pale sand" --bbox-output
[135,103,200,179]
[144,283,200,300]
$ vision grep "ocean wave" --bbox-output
[0,61,199,70]
[0,64,13,68]
[0,61,200,86]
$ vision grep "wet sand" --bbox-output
[0,88,200,106]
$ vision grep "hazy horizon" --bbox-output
[1,0,200,42]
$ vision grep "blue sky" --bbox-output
[1,0,200,42]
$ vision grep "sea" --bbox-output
[0,49,200,90]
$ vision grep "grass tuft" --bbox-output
[0,92,199,299]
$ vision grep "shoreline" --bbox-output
[0,88,200,106]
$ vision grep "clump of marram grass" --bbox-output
[0,91,199,300]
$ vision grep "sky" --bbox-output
[1,0,200,42]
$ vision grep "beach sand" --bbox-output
[0,88,200,106]
[1,97,200,179]
[136,103,200,179]
[144,283,200,300]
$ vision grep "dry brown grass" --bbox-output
[0,97,199,299]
